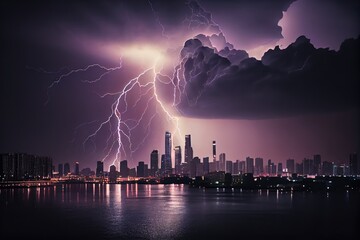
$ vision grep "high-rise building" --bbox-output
[165,131,172,174]
[254,158,264,176]
[58,163,63,177]
[109,165,117,182]
[303,158,314,175]
[314,154,321,175]
[286,159,295,174]
[212,141,216,162]
[349,153,358,175]
[137,161,145,177]
[150,150,159,176]
[96,161,104,177]
[239,161,246,174]
[64,163,70,176]
[225,160,232,174]
[246,157,254,174]
[219,153,226,172]
[75,162,79,175]
[296,162,303,175]
[174,146,182,174]
[233,160,239,175]
[0,153,52,180]
[190,157,201,178]
[120,160,129,178]
[185,135,193,163]
[278,162,283,175]
[203,157,209,175]
[161,154,165,173]
[267,159,272,175]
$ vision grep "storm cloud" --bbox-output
[177,35,359,119]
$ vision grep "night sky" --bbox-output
[1,0,359,170]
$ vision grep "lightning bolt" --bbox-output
[37,0,232,171]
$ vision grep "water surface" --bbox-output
[0,184,358,239]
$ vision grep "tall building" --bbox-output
[303,158,314,175]
[246,157,254,174]
[109,165,117,182]
[219,153,226,172]
[322,161,333,176]
[161,154,165,173]
[286,159,295,174]
[164,131,172,174]
[144,164,149,177]
[239,161,246,174]
[137,161,145,177]
[96,161,104,177]
[203,157,209,175]
[314,154,321,175]
[225,160,233,174]
[296,162,303,175]
[278,162,283,175]
[267,159,272,175]
[212,141,216,162]
[349,153,358,175]
[0,153,52,180]
[74,162,79,175]
[64,163,70,176]
[254,157,264,176]
[233,160,239,175]
[58,163,63,177]
[120,160,129,178]
[190,157,201,178]
[150,150,159,176]
[185,135,193,163]
[174,146,182,174]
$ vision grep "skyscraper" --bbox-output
[96,161,104,177]
[120,160,129,178]
[58,163,63,177]
[212,141,216,162]
[161,154,165,173]
[190,156,201,178]
[64,163,70,176]
[225,160,232,174]
[219,153,226,171]
[255,158,264,176]
[137,161,145,177]
[150,150,159,176]
[349,153,358,175]
[165,131,172,174]
[174,146,182,174]
[278,162,283,175]
[286,159,295,174]
[75,162,79,175]
[303,158,314,175]
[185,135,193,163]
[246,157,254,174]
[203,157,209,175]
[109,165,117,182]
[314,154,321,175]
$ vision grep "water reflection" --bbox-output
[0,184,358,239]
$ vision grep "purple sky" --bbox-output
[1,0,359,170]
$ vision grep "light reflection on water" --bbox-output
[0,184,359,239]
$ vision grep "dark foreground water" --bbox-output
[0,184,359,240]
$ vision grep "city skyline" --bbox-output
[1,0,359,174]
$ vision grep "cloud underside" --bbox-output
[176,36,359,119]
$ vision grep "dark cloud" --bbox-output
[198,0,296,49]
[177,35,359,119]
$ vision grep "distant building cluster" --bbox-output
[102,132,359,182]
[1,132,358,184]
[0,153,52,181]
